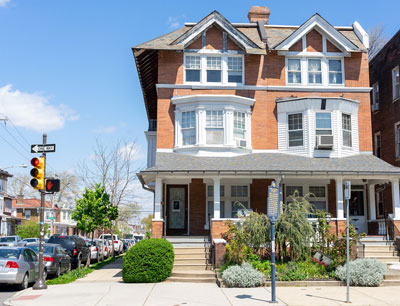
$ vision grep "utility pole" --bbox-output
[344,181,351,303]
[33,133,47,290]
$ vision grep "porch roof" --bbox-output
[139,152,400,177]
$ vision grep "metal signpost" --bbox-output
[267,181,280,304]
[344,181,351,303]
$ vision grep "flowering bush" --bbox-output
[222,262,266,288]
[335,258,387,286]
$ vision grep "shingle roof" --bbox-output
[12,198,56,209]
[140,152,400,175]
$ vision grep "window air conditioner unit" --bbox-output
[236,139,247,148]
[316,135,334,149]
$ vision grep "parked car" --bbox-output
[98,234,123,255]
[27,243,71,277]
[0,247,45,290]
[134,235,144,242]
[95,239,108,260]
[0,236,26,247]
[85,239,100,263]
[47,235,90,269]
[23,238,40,245]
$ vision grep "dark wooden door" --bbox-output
[166,185,188,236]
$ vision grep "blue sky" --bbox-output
[0,0,399,214]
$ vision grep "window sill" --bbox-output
[184,82,244,87]
[174,144,252,156]
[393,97,400,103]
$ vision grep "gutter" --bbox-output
[137,173,156,218]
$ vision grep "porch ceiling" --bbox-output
[139,152,400,177]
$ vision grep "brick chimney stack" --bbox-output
[248,6,270,24]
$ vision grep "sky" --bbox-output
[0,0,399,218]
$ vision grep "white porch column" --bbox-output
[154,177,163,220]
[391,178,400,220]
[213,177,221,220]
[335,177,344,219]
[368,184,377,221]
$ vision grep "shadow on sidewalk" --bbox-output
[305,293,344,303]
[235,294,270,303]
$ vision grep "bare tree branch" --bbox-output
[368,24,388,59]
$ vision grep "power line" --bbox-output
[0,123,32,156]
[0,133,30,162]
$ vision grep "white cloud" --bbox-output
[0,0,10,7]
[0,84,78,132]
[119,142,145,161]
[166,16,181,29]
[92,126,117,134]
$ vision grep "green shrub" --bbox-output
[335,258,387,286]
[277,261,330,281]
[122,238,174,283]
[222,262,266,288]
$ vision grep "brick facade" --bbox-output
[152,220,163,238]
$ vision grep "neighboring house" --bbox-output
[0,169,21,236]
[369,29,400,234]
[134,6,400,240]
[53,205,77,235]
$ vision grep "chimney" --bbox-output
[17,194,24,205]
[248,6,270,24]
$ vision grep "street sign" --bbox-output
[31,144,56,153]
[48,217,56,220]
[267,181,280,220]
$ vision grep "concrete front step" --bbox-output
[175,253,208,259]
[175,258,208,264]
[361,236,387,241]
[173,264,210,271]
[172,270,215,277]
[172,243,209,248]
[166,276,216,283]
[382,280,400,286]
[363,245,396,251]
[366,257,400,263]
[365,251,398,257]
[174,247,209,253]
[166,236,209,243]
[361,241,394,246]
[384,274,400,280]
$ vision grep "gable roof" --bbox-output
[12,198,56,209]
[171,10,261,53]
[273,14,359,53]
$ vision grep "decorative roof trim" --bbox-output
[171,94,255,106]
[172,10,260,50]
[275,96,360,104]
[273,14,359,52]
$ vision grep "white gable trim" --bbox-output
[353,21,369,49]
[173,11,259,50]
[274,14,359,53]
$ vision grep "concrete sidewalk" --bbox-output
[4,258,400,306]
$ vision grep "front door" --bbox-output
[166,185,188,236]
[349,189,367,234]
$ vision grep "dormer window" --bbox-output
[308,59,322,85]
[287,59,301,84]
[184,54,244,85]
[328,59,343,85]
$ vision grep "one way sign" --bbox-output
[31,144,56,153]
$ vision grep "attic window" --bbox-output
[184,54,244,85]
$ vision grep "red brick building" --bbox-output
[134,7,400,240]
[369,29,400,234]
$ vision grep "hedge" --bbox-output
[122,238,174,283]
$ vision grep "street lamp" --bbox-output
[1,164,27,170]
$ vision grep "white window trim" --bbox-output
[395,121,400,159]
[205,183,251,225]
[374,131,381,158]
[285,184,328,212]
[184,53,244,86]
[372,82,379,111]
[342,113,352,148]
[392,66,400,102]
[287,112,304,148]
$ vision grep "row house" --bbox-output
[134,7,400,240]
[0,170,21,235]
[370,29,400,235]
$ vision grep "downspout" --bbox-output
[137,174,155,215]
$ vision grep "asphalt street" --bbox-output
[0,286,19,305]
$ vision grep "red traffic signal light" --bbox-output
[30,157,45,190]
[46,179,60,193]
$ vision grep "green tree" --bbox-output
[16,221,49,239]
[141,214,153,233]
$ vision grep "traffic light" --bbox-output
[45,179,60,193]
[30,157,45,190]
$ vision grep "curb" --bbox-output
[3,288,32,306]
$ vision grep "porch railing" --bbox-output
[207,213,214,268]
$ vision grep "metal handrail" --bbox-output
[208,213,214,269]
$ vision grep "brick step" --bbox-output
[174,258,208,264]
[165,277,216,283]
[175,253,208,259]
[382,280,400,286]
[173,264,211,271]
[171,271,215,278]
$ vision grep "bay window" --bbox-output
[328,59,343,85]
[206,110,224,144]
[233,111,246,140]
[185,56,201,82]
[308,59,322,84]
[342,113,352,147]
[316,113,332,135]
[182,111,196,145]
[288,113,303,147]
[184,54,244,85]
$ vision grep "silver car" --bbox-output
[0,236,26,247]
[0,247,44,290]
[23,238,40,245]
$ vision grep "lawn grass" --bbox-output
[46,255,122,285]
